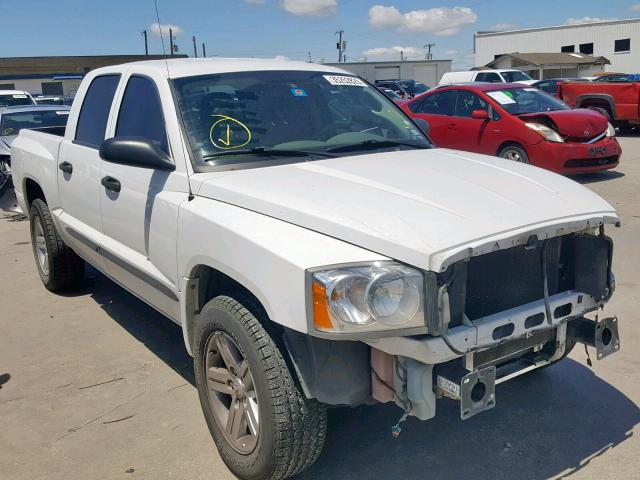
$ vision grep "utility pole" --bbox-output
[142,30,148,58]
[307,51,312,62]
[202,42,206,58]
[169,28,174,57]
[192,36,198,58]
[424,43,435,60]
[336,29,346,62]
[400,50,404,61]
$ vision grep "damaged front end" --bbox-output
[366,225,619,425]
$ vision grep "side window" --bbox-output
[412,90,455,115]
[475,72,502,83]
[116,76,168,153]
[75,75,120,148]
[453,91,488,117]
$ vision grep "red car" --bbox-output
[401,83,621,174]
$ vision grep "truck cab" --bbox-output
[11,59,620,480]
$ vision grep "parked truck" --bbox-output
[559,80,640,131]
[11,59,621,480]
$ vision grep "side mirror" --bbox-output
[471,109,490,120]
[99,137,175,171]
[413,118,430,136]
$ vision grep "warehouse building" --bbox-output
[475,18,640,74]
[324,59,452,88]
[0,55,182,96]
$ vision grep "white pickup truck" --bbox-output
[11,59,620,480]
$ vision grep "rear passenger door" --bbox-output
[57,74,121,269]
[99,74,187,321]
[407,90,455,147]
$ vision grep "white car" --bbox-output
[11,59,620,480]
[0,90,36,107]
[439,69,537,86]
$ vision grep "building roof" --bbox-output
[0,54,187,77]
[476,17,640,37]
[486,53,610,68]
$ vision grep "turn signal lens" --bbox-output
[312,281,333,330]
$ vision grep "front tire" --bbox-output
[29,199,84,291]
[498,144,529,164]
[193,295,327,480]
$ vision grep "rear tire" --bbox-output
[588,106,612,122]
[29,199,84,291]
[193,295,327,480]
[498,144,529,164]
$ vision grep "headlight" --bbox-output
[606,122,616,137]
[310,262,425,336]
[525,122,564,142]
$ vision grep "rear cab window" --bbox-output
[475,72,502,83]
[74,74,120,148]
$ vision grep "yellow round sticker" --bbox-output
[209,115,251,150]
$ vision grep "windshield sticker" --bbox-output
[55,111,70,115]
[290,88,308,97]
[323,75,366,87]
[209,114,251,150]
[12,94,27,98]
[524,88,539,92]
[487,91,517,105]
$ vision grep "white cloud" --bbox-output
[244,0,265,3]
[489,22,518,30]
[281,0,337,16]
[273,55,290,60]
[630,3,640,11]
[149,22,183,37]
[444,49,459,56]
[565,16,617,25]
[368,5,477,36]
[363,46,423,59]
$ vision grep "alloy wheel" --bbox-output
[503,149,523,162]
[204,331,259,454]
[33,215,49,276]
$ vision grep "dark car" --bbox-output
[531,78,585,97]
[376,86,403,101]
[33,95,74,106]
[374,79,429,98]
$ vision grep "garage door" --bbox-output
[374,66,400,81]
[413,65,438,88]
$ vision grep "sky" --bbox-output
[2,0,640,69]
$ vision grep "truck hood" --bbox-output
[519,109,608,139]
[193,149,618,271]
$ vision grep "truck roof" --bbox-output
[92,58,349,79]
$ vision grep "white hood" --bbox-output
[193,149,618,271]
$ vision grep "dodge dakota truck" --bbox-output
[11,59,620,480]
[559,80,640,131]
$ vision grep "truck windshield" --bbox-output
[172,70,431,168]
[0,109,69,136]
[486,88,570,115]
[501,71,533,82]
[0,94,35,107]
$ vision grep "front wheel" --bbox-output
[498,144,529,164]
[193,295,327,480]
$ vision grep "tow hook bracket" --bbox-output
[567,316,620,360]
[436,365,496,420]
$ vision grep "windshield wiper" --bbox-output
[325,139,429,153]
[203,146,337,160]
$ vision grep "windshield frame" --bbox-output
[170,70,433,173]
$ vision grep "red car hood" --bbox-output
[519,108,608,139]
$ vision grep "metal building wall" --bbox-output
[475,20,640,73]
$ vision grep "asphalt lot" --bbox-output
[1,139,639,480]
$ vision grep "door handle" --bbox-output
[58,161,73,174]
[101,176,121,193]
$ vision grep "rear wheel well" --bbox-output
[580,100,613,119]
[24,178,46,208]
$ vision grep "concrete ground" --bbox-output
[1,138,639,480]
